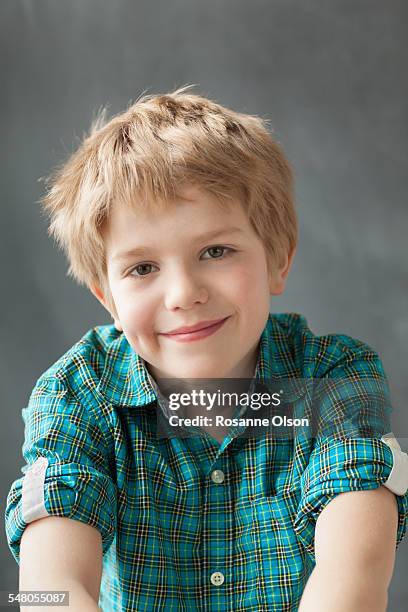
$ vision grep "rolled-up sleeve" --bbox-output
[293,343,408,562]
[293,436,408,561]
[5,376,117,565]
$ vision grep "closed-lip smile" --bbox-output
[162,317,229,335]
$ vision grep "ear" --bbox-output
[90,284,123,332]
[269,246,296,296]
[90,284,108,309]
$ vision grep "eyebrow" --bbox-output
[110,227,244,262]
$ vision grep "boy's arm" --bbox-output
[20,516,103,611]
[298,485,398,612]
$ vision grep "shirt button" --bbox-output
[210,571,225,586]
[211,469,225,484]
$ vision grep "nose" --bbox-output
[163,268,208,310]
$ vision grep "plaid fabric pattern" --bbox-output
[5,312,408,611]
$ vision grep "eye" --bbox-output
[201,246,233,259]
[129,263,157,278]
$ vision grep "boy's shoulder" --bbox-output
[32,324,154,409]
[33,324,127,395]
[265,312,382,379]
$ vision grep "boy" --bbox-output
[5,86,408,611]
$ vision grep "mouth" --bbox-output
[160,316,230,343]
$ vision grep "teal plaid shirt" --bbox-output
[5,313,408,611]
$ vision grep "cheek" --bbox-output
[227,263,270,302]
[114,287,154,334]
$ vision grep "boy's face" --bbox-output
[91,185,294,380]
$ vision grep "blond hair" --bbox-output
[40,85,297,314]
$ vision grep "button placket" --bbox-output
[206,466,228,605]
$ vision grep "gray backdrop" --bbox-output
[1,1,407,609]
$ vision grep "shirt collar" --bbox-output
[97,313,301,408]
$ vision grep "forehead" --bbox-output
[103,185,253,258]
